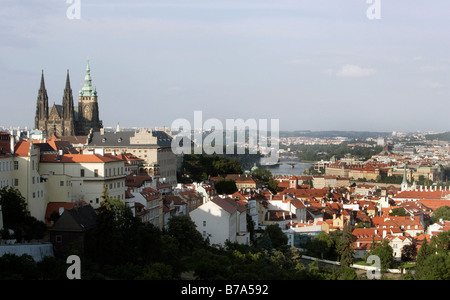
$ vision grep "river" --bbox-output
[260,158,312,176]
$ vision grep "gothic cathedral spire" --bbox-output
[62,69,76,136]
[35,70,49,132]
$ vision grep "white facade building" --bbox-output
[190,197,249,246]
[0,154,13,189]
[13,141,47,222]
[39,153,126,209]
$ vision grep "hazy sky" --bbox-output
[1,0,449,132]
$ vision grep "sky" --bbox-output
[1,0,449,132]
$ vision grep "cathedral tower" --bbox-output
[61,70,76,136]
[77,60,102,135]
[35,70,49,134]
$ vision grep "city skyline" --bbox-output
[1,0,449,132]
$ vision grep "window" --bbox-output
[203,221,206,227]
[80,169,85,177]
[56,235,62,243]
[14,161,18,170]
[60,181,64,186]
[94,169,99,177]
[14,178,19,186]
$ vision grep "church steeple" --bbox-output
[40,70,46,91]
[61,69,75,136]
[401,164,409,191]
[79,59,95,97]
[62,69,74,118]
[35,70,49,130]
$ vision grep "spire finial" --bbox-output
[40,69,46,90]
[65,69,71,90]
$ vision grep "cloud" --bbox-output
[336,64,376,78]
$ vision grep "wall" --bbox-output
[0,243,54,262]
[13,150,47,222]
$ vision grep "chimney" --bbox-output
[10,135,14,155]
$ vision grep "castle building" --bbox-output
[35,61,103,137]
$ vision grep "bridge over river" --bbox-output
[260,158,312,176]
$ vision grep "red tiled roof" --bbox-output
[417,200,450,211]
[126,174,153,187]
[40,153,124,163]
[394,190,450,200]
[14,141,32,157]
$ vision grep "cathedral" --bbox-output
[35,61,103,137]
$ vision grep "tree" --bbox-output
[431,231,450,255]
[85,197,140,265]
[431,206,450,223]
[401,241,418,262]
[167,215,205,255]
[0,254,38,280]
[214,178,238,195]
[252,168,278,194]
[267,178,279,194]
[252,168,272,182]
[389,207,406,217]
[415,254,450,280]
[257,232,273,251]
[0,187,46,241]
[415,233,450,280]
[414,237,433,279]
[307,231,338,260]
[370,240,394,271]
[264,224,288,249]
[337,223,354,267]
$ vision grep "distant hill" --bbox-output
[425,131,450,142]
[279,131,391,139]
